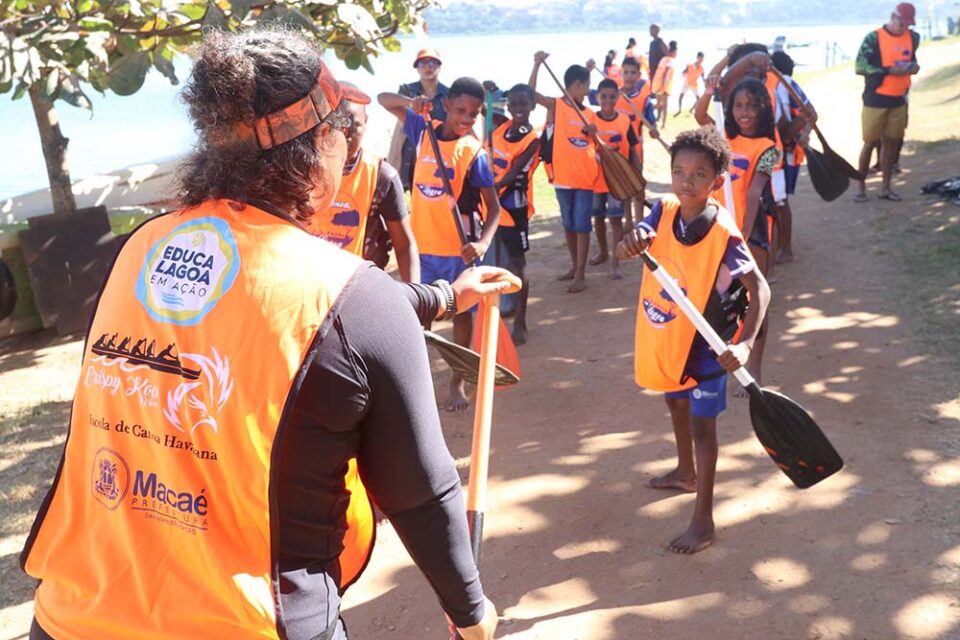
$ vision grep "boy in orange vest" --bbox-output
[312,90,420,281]
[529,51,599,293]
[676,51,705,115]
[615,56,657,228]
[490,83,540,344]
[616,126,770,554]
[378,78,502,411]
[590,77,642,279]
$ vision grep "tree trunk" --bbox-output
[28,85,77,214]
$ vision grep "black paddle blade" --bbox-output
[815,128,864,182]
[748,386,844,489]
[424,331,520,387]
[804,144,850,202]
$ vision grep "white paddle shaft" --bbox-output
[643,252,755,388]
[712,94,736,213]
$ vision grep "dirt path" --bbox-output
[2,39,958,640]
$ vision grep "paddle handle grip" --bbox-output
[641,251,755,389]
[711,93,736,214]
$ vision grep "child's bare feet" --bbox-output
[648,468,696,492]
[444,379,470,412]
[668,518,715,554]
[610,267,623,280]
[567,278,586,293]
[589,253,608,266]
[511,322,528,346]
[557,268,575,281]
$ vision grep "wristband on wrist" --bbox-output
[432,279,456,321]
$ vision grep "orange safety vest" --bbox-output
[551,98,599,190]
[714,134,776,231]
[875,27,914,97]
[593,111,632,194]
[684,62,702,89]
[490,120,540,226]
[310,150,379,255]
[634,195,743,392]
[617,81,652,164]
[21,200,374,640]
[410,120,483,256]
[652,57,674,94]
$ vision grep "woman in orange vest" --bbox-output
[695,76,781,394]
[20,29,501,640]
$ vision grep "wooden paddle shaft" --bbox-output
[615,91,672,153]
[712,93,737,214]
[640,250,755,389]
[423,113,470,248]
[767,67,826,142]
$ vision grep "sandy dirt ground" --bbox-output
[1,38,958,640]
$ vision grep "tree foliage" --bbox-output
[0,1,432,109]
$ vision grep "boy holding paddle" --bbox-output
[378,78,502,412]
[590,77,642,279]
[617,126,770,554]
[614,55,656,227]
[529,51,599,293]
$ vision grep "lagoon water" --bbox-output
[0,23,894,200]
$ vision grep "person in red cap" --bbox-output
[20,28,501,640]
[396,47,450,191]
[854,2,920,203]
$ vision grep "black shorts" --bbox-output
[498,206,530,256]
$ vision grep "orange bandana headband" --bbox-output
[234,62,370,150]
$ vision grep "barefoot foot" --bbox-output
[648,468,696,492]
[444,381,470,412]
[567,279,586,293]
[667,520,715,554]
[610,268,623,280]
[589,253,608,266]
[511,323,528,346]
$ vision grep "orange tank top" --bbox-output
[410,120,483,256]
[551,97,599,190]
[714,134,776,231]
[22,201,373,639]
[617,81,652,164]
[490,120,540,226]
[876,27,914,97]
[652,57,674,93]
[310,150,379,255]
[634,195,743,392]
[685,63,701,89]
[593,111,632,194]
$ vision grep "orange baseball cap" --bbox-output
[413,47,442,67]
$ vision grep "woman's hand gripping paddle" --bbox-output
[637,249,843,488]
[421,106,522,381]
[768,67,862,201]
[541,61,646,202]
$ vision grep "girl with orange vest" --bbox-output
[695,76,781,396]
[489,83,541,345]
[616,126,770,555]
[311,93,419,282]
[378,78,502,412]
[590,77,642,280]
[20,30,501,640]
[529,50,599,293]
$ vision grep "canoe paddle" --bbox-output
[588,65,671,154]
[540,60,646,202]
[638,249,844,488]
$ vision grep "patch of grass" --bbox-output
[914,62,960,93]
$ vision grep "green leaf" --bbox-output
[12,80,28,100]
[152,50,178,85]
[59,73,93,109]
[78,16,114,31]
[40,67,60,100]
[107,51,150,96]
[116,34,141,56]
[203,2,228,29]
[344,48,362,70]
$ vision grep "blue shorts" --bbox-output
[592,192,625,218]
[555,187,594,233]
[420,253,469,285]
[784,163,800,195]
[665,374,728,418]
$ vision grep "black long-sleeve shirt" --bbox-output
[275,264,484,638]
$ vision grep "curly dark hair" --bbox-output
[724,78,776,140]
[669,126,732,175]
[178,28,344,222]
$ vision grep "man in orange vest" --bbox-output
[311,88,420,281]
[20,29,502,640]
[854,2,920,203]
